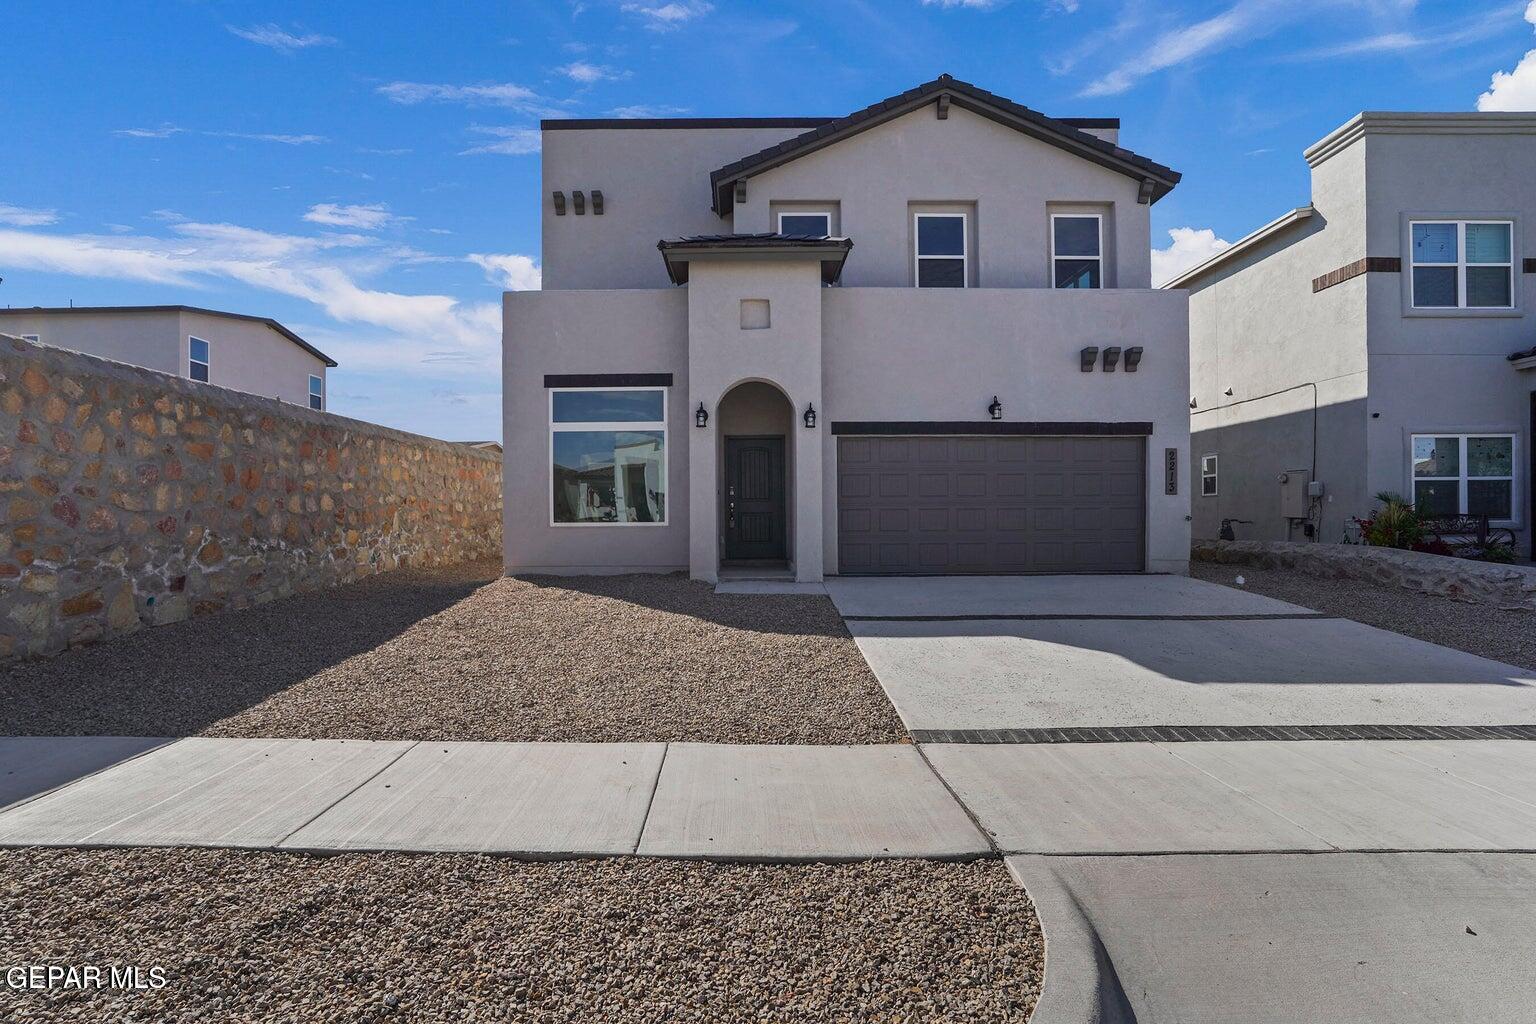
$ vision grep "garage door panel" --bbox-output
[837,435,1144,574]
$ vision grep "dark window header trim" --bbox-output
[543,373,674,388]
[831,421,1153,436]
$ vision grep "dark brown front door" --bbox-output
[724,436,786,562]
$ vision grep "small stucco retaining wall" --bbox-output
[1193,540,1536,611]
[0,335,501,660]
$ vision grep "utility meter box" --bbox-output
[1279,470,1311,519]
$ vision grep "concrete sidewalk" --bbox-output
[3,735,1536,858]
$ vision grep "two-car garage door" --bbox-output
[837,434,1145,574]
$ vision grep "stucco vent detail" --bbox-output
[740,299,771,330]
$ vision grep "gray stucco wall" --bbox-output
[822,288,1191,574]
[1360,128,1536,545]
[0,310,327,408]
[502,289,690,574]
[0,310,182,375]
[732,105,1153,289]
[1183,140,1371,545]
[540,126,812,291]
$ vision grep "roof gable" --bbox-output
[709,75,1180,215]
[0,304,336,366]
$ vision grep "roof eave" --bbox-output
[1160,206,1316,290]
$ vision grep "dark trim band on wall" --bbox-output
[1525,258,1536,274]
[543,373,674,388]
[1312,256,1401,293]
[830,421,1154,436]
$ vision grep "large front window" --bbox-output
[1410,221,1513,309]
[1411,433,1516,520]
[550,388,667,525]
[914,213,967,288]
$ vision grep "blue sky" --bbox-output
[4,0,1535,441]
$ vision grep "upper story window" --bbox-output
[550,387,667,525]
[1410,221,1513,309]
[778,211,832,238]
[914,213,967,288]
[309,374,324,411]
[188,336,210,382]
[1052,215,1103,289]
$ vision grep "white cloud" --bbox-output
[460,126,542,156]
[210,131,326,145]
[114,124,186,139]
[0,220,500,364]
[1152,227,1232,287]
[1478,1,1536,111]
[621,2,713,29]
[303,203,399,229]
[226,24,338,53]
[468,253,542,291]
[607,104,690,118]
[0,204,59,227]
[376,81,547,111]
[1081,0,1276,97]
[1284,6,1513,62]
[557,61,629,83]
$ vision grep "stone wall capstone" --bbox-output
[0,334,502,660]
[1193,539,1536,611]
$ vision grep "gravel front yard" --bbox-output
[1191,560,1536,670]
[0,849,1041,1023]
[0,562,903,744]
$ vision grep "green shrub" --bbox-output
[1353,491,1425,550]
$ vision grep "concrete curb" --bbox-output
[1006,855,1135,1024]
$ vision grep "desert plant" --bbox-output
[1473,543,1518,564]
[1353,491,1426,550]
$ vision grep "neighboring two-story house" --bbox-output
[0,305,335,409]
[1172,113,1535,554]
[503,75,1191,582]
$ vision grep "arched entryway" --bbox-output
[717,380,794,572]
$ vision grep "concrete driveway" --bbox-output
[825,575,1536,732]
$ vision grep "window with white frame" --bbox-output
[1201,454,1218,496]
[914,213,967,288]
[550,388,667,525]
[777,211,832,238]
[188,336,210,382]
[1409,221,1513,309]
[308,374,324,411]
[1411,433,1516,520]
[1052,214,1103,289]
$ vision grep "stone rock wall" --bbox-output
[1,335,502,660]
[1193,539,1536,611]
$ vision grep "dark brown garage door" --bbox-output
[837,435,1145,574]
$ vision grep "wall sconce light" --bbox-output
[552,191,567,216]
[803,403,817,429]
[591,190,604,215]
[572,190,586,215]
[1102,346,1122,372]
[1224,386,1234,397]
[1189,397,1198,409]
[988,396,1003,420]
[695,402,708,428]
[1080,346,1099,372]
[1124,346,1144,372]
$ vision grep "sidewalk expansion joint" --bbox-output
[270,740,420,849]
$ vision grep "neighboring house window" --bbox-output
[309,374,324,411]
[1201,454,1218,496]
[1052,214,1103,289]
[914,213,966,288]
[1409,221,1513,309]
[19,334,40,343]
[188,336,210,382]
[777,211,832,238]
[550,387,667,525]
[1411,433,1516,520]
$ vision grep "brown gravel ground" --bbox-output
[0,562,904,744]
[1191,560,1536,670]
[0,849,1042,1024]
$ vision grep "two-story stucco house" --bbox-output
[0,305,335,409]
[503,75,1191,582]
[1172,113,1536,554]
